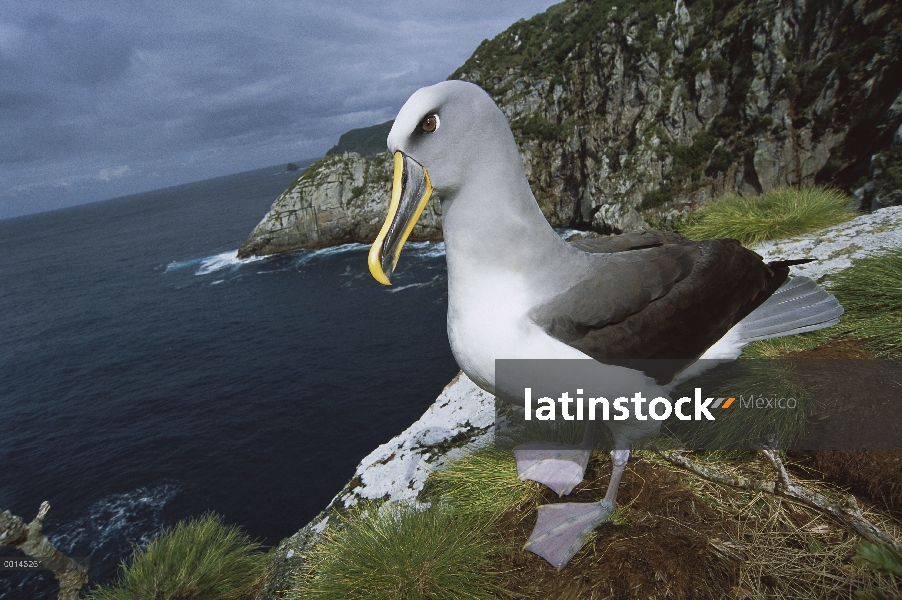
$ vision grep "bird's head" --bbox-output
[368,80,517,285]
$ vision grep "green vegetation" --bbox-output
[853,541,902,600]
[742,247,902,360]
[326,121,394,158]
[300,157,331,182]
[663,361,811,450]
[427,446,542,517]
[294,503,504,600]
[87,513,267,600]
[293,447,541,598]
[450,0,678,84]
[511,114,565,143]
[827,248,902,358]
[854,541,902,577]
[679,187,855,245]
[739,330,831,359]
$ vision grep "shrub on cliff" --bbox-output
[87,512,267,600]
[295,503,503,600]
[680,187,855,246]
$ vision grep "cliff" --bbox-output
[325,121,394,158]
[453,0,902,229]
[240,0,902,254]
[236,151,441,257]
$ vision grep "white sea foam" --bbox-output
[195,250,264,275]
[556,228,585,239]
[165,250,264,276]
[292,242,369,265]
[50,484,180,559]
[406,241,446,258]
[386,275,444,293]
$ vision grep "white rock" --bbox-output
[753,206,902,281]
[342,372,494,506]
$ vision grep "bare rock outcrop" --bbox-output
[237,152,441,258]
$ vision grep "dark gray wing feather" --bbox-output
[530,232,784,375]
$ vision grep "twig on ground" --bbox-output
[0,502,88,600]
[655,447,902,553]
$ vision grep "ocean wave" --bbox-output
[291,242,369,266]
[195,251,265,275]
[165,250,264,276]
[555,228,585,239]
[165,239,444,280]
[405,241,446,258]
[386,275,445,293]
[51,483,181,558]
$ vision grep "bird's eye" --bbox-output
[420,114,439,133]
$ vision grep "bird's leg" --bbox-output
[523,448,630,570]
[514,421,595,496]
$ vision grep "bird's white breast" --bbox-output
[446,267,588,392]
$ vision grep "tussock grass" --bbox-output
[741,331,832,359]
[294,503,505,600]
[680,187,855,246]
[428,446,543,517]
[87,512,267,600]
[827,248,902,358]
[741,248,902,360]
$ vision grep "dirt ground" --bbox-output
[786,340,902,518]
[497,458,738,599]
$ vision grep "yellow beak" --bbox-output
[367,151,433,285]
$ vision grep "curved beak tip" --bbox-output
[367,151,432,286]
[367,245,392,286]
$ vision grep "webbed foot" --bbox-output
[513,442,590,496]
[523,500,614,570]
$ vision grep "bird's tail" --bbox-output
[731,276,843,345]
[693,276,843,364]
[669,276,843,387]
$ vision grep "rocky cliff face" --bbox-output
[237,151,441,258]
[454,0,902,231]
[240,0,902,256]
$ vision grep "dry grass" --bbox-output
[643,451,902,599]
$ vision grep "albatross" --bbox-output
[367,80,843,570]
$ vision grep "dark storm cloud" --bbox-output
[24,14,135,87]
[1,0,561,219]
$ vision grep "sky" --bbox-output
[0,1,560,220]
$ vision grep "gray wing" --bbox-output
[530,232,784,378]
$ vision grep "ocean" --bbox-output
[0,165,459,597]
